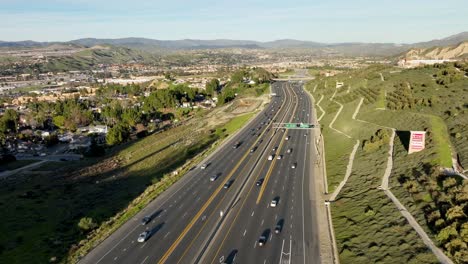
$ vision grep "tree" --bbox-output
[78,217,97,232]
[437,223,458,244]
[0,109,19,133]
[106,124,130,146]
[443,177,458,190]
[446,205,466,222]
[205,79,219,97]
[53,115,66,128]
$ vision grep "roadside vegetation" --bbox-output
[307,62,468,263]
[0,69,271,263]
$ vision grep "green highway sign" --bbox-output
[273,123,318,129]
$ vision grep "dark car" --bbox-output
[224,179,234,189]
[258,235,267,246]
[275,219,284,234]
[258,229,270,247]
[141,216,151,225]
[233,142,241,149]
[256,179,264,186]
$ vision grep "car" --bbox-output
[210,175,218,181]
[275,223,282,234]
[268,155,274,161]
[224,179,234,189]
[270,199,278,207]
[277,155,282,160]
[285,136,290,140]
[222,250,238,264]
[272,147,277,151]
[250,146,257,153]
[233,142,241,149]
[200,163,208,169]
[287,148,292,153]
[291,163,297,169]
[258,235,267,247]
[141,216,151,225]
[256,179,264,186]
[137,231,150,242]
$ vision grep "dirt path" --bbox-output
[0,160,47,179]
[381,130,453,264]
[354,97,454,264]
[316,95,326,122]
[329,140,359,201]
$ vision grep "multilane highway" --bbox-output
[80,81,320,264]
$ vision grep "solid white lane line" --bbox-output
[279,239,285,264]
[164,232,170,239]
[140,256,149,264]
[261,219,264,225]
[254,241,257,248]
[95,221,141,263]
[140,243,147,249]
[251,211,255,216]
[243,229,247,236]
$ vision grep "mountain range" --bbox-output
[1,32,467,57]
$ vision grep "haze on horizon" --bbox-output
[1,0,467,43]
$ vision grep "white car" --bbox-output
[285,136,290,140]
[137,231,150,242]
[200,163,208,170]
[277,155,282,160]
[268,155,274,161]
[210,175,218,181]
[270,199,278,207]
[287,148,292,153]
[291,163,297,169]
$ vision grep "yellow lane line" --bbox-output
[174,84,292,264]
[157,84,288,264]
[256,83,299,204]
[209,83,300,264]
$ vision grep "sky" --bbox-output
[1,0,467,43]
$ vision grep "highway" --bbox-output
[80,81,320,264]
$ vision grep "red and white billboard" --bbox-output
[408,131,426,154]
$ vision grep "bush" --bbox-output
[78,217,97,232]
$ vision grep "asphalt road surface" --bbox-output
[80,81,320,264]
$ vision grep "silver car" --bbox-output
[137,231,150,242]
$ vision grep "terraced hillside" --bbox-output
[307,62,468,263]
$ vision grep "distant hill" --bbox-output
[43,45,159,71]
[0,45,159,73]
[412,32,468,48]
[403,41,468,60]
[1,32,468,57]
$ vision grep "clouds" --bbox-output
[0,0,467,42]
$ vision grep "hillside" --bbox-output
[2,32,468,57]
[404,41,468,60]
[0,45,159,73]
[307,62,468,263]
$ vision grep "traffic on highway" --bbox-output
[80,81,320,264]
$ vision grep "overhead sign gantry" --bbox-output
[273,123,319,129]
